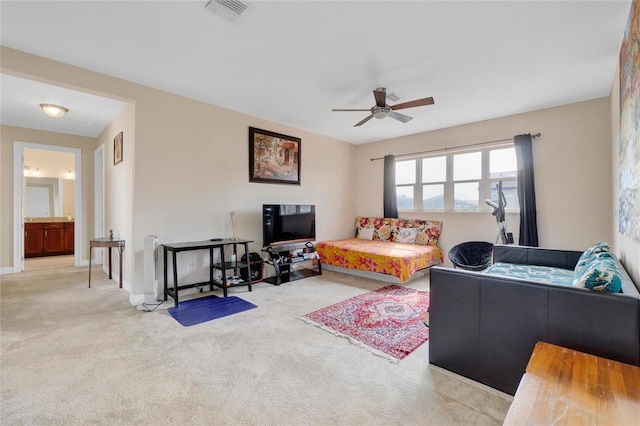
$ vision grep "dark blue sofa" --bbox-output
[428,244,640,395]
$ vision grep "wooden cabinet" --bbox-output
[24,223,44,257]
[24,222,74,257]
[64,222,74,252]
[44,223,65,254]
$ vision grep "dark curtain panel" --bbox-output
[383,155,398,218]
[514,134,539,247]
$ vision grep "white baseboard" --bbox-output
[0,266,17,275]
[129,293,145,306]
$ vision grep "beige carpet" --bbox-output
[1,263,512,425]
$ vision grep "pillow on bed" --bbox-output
[390,219,442,246]
[355,217,392,241]
[395,227,419,244]
[413,221,442,246]
[357,227,374,240]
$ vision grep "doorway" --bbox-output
[13,141,82,273]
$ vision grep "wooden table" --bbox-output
[88,238,125,288]
[504,341,640,425]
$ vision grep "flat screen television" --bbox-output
[262,204,316,247]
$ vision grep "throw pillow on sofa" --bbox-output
[574,242,610,276]
[573,253,622,293]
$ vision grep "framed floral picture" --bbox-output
[249,127,301,185]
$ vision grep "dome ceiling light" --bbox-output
[39,103,69,118]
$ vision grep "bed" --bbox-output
[316,217,443,283]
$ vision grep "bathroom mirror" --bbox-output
[25,177,75,218]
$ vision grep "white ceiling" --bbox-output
[0,1,633,145]
[1,74,128,138]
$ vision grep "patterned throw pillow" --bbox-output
[573,254,622,293]
[413,221,443,246]
[574,242,611,277]
[373,222,393,241]
[386,219,442,246]
[355,217,392,241]
[395,227,419,244]
[355,216,369,232]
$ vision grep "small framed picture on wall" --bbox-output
[114,132,123,165]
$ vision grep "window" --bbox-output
[489,148,519,210]
[395,145,519,212]
[421,156,445,210]
[453,152,481,210]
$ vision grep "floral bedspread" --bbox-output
[316,238,443,283]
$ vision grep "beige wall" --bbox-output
[354,98,614,267]
[0,125,96,269]
[1,47,357,302]
[63,179,74,218]
[130,89,356,299]
[610,63,640,284]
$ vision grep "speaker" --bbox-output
[241,253,263,282]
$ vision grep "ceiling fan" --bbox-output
[332,87,435,127]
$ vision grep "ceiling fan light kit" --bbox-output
[332,87,434,127]
[372,106,391,119]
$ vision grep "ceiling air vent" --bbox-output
[205,0,250,22]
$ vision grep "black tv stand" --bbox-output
[262,245,322,285]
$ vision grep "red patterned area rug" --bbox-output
[299,285,429,361]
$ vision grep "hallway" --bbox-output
[24,255,74,272]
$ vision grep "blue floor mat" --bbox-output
[168,295,257,326]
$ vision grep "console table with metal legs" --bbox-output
[88,238,125,288]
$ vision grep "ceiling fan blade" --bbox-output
[332,108,371,112]
[389,111,413,123]
[354,115,374,127]
[391,97,435,110]
[373,88,387,107]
